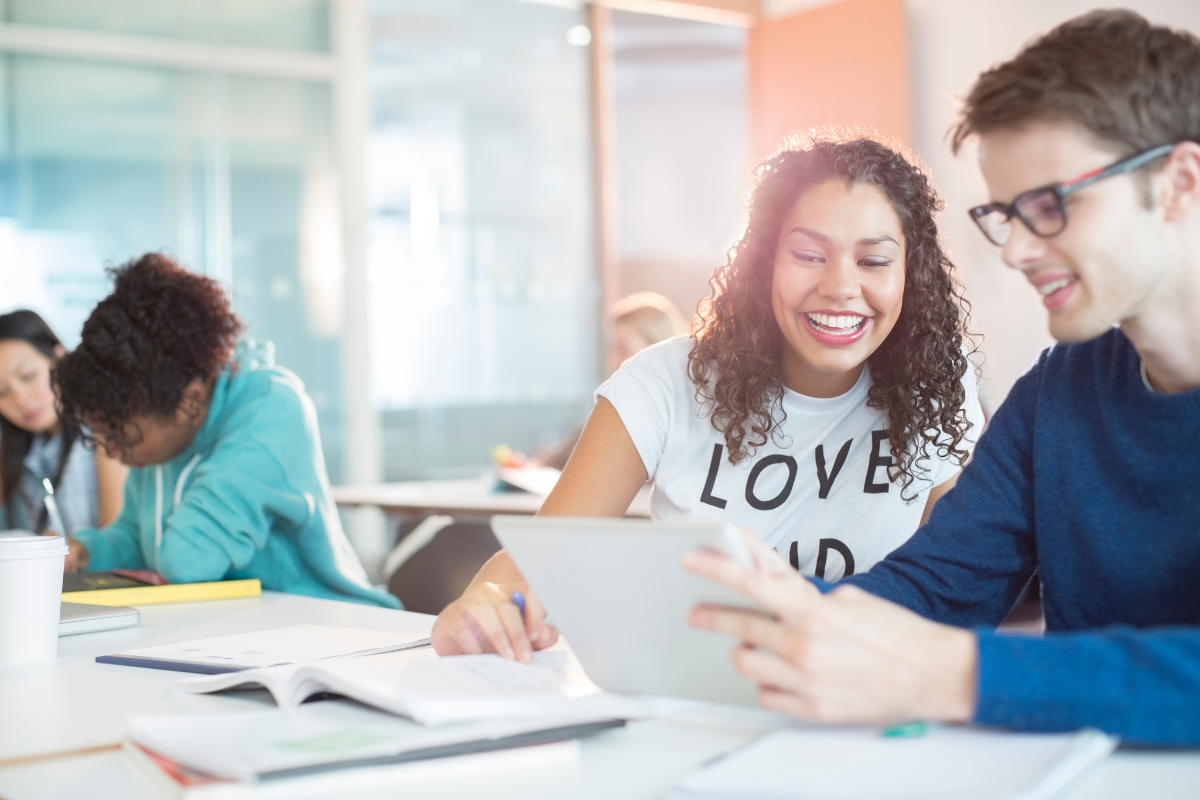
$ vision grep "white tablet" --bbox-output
[491,516,761,706]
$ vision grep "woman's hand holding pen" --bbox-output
[58,535,89,573]
[431,578,557,663]
[432,395,644,662]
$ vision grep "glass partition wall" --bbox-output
[0,0,600,489]
[0,1,748,549]
[612,9,748,326]
[0,0,349,474]
[367,0,599,480]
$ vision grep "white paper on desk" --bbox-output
[128,700,588,782]
[669,725,1116,800]
[119,624,430,670]
[177,641,653,726]
[495,466,561,497]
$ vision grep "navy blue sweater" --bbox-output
[846,329,1200,746]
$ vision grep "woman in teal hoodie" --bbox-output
[54,254,398,609]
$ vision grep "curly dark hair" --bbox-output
[688,133,976,500]
[54,253,242,447]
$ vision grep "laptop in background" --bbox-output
[59,602,139,636]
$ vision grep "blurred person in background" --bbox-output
[605,291,690,376]
[52,254,398,608]
[0,309,126,534]
[529,292,689,471]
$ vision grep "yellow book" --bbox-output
[62,578,261,606]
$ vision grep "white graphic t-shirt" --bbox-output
[596,336,984,581]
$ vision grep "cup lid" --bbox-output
[0,534,68,556]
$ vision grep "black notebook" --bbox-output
[62,572,154,593]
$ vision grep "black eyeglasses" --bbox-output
[968,143,1177,247]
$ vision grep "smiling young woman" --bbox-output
[429,134,984,662]
[688,136,978,502]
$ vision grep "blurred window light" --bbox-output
[611,10,749,328]
[298,139,345,337]
[366,0,600,480]
[565,25,592,47]
[459,46,483,67]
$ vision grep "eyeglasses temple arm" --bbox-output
[1060,143,1177,197]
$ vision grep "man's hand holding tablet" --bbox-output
[484,517,760,705]
[683,529,978,724]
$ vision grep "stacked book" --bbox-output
[106,625,648,798]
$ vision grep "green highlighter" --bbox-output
[881,721,928,738]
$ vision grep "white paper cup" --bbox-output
[0,533,68,663]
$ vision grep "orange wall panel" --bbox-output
[748,0,911,159]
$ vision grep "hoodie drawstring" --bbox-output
[154,453,203,576]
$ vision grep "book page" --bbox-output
[309,644,652,725]
[178,642,653,726]
[117,624,430,670]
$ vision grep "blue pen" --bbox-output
[510,590,527,621]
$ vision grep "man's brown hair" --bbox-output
[951,9,1200,156]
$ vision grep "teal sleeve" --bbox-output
[155,438,308,585]
[73,482,145,571]
[151,379,317,585]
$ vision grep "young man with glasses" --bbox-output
[683,9,1200,745]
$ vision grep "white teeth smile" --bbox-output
[805,312,868,334]
[1038,277,1076,296]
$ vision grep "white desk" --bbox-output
[2,593,1198,800]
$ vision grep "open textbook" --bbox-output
[177,642,652,726]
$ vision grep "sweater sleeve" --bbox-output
[155,443,307,584]
[73,480,145,571]
[843,349,1200,746]
[975,627,1200,746]
[153,397,312,585]
[843,353,1046,626]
